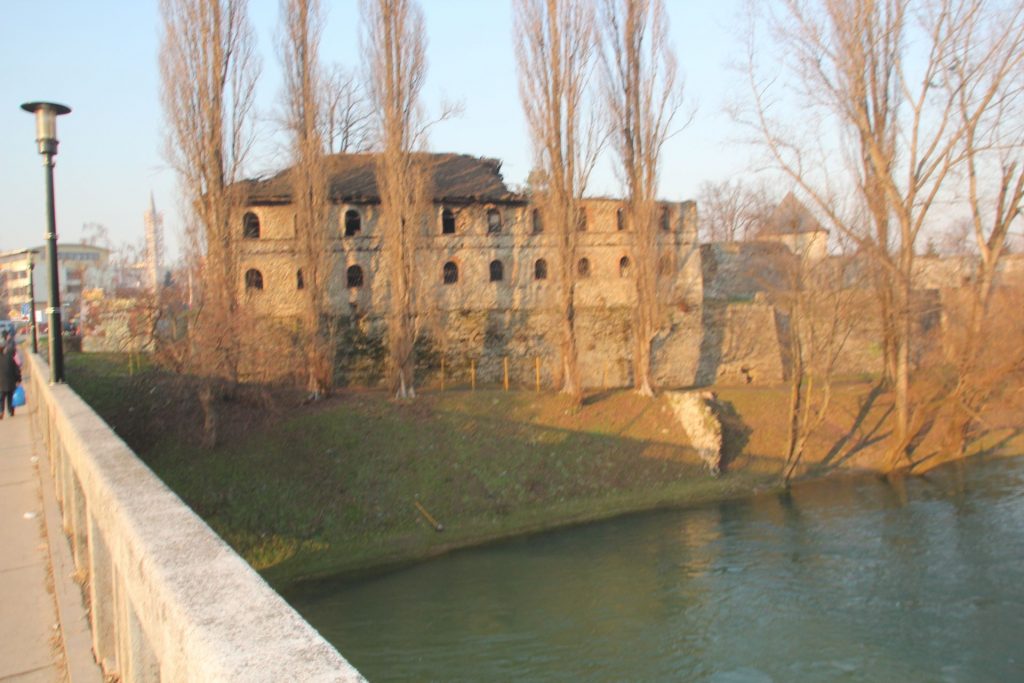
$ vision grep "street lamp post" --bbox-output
[25,251,39,354]
[21,101,71,383]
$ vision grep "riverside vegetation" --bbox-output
[65,352,1024,589]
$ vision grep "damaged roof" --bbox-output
[242,152,523,205]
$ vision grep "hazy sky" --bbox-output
[1,0,756,258]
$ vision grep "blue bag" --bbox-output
[12,385,25,408]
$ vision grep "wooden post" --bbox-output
[471,359,476,391]
[602,362,608,389]
[535,357,540,393]
[503,357,509,392]
[440,356,446,392]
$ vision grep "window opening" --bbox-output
[577,257,591,278]
[534,258,548,280]
[344,209,362,236]
[347,265,364,288]
[619,256,631,277]
[442,208,456,234]
[243,212,260,239]
[443,261,459,285]
[487,209,502,234]
[244,269,263,290]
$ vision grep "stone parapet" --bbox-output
[25,352,364,682]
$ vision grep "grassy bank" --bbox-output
[62,353,1021,588]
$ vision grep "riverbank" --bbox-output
[63,353,1023,589]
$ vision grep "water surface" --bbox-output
[290,456,1024,682]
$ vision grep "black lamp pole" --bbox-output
[21,101,71,383]
[26,251,39,354]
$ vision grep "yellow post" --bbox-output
[440,356,446,392]
[535,357,541,392]
[471,359,476,391]
[503,357,510,392]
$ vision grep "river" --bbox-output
[288,456,1024,682]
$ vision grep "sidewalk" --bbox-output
[0,401,63,681]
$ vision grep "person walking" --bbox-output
[0,343,21,418]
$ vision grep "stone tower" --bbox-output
[144,193,164,291]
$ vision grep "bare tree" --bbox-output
[279,0,336,398]
[743,0,1024,469]
[515,0,601,402]
[160,0,260,444]
[939,3,1024,458]
[361,0,431,399]
[80,222,114,250]
[600,0,685,396]
[696,179,775,243]
[322,63,374,153]
[776,248,857,483]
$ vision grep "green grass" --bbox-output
[150,389,772,587]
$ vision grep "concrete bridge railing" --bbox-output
[26,352,366,682]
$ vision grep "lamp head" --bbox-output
[21,102,71,156]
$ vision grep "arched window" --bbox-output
[243,212,260,239]
[487,208,502,234]
[443,261,459,285]
[244,268,263,290]
[576,207,587,231]
[344,209,362,236]
[442,208,456,234]
[577,257,591,278]
[532,208,544,234]
[347,265,364,288]
[296,269,305,290]
[534,258,548,280]
[616,207,626,231]
[619,256,631,278]
[660,206,671,232]
[489,260,504,282]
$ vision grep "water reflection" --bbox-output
[290,457,1024,682]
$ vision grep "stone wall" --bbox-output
[699,242,792,302]
[695,301,785,385]
[80,297,153,354]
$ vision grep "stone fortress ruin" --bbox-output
[234,152,1024,389]
[237,152,703,388]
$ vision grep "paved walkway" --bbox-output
[0,400,63,682]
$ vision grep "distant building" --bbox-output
[757,192,829,260]
[0,243,111,324]
[144,193,164,291]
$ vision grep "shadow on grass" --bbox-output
[714,400,751,473]
[583,389,618,405]
[911,425,1024,474]
[811,384,892,474]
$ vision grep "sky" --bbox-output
[0,0,756,259]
